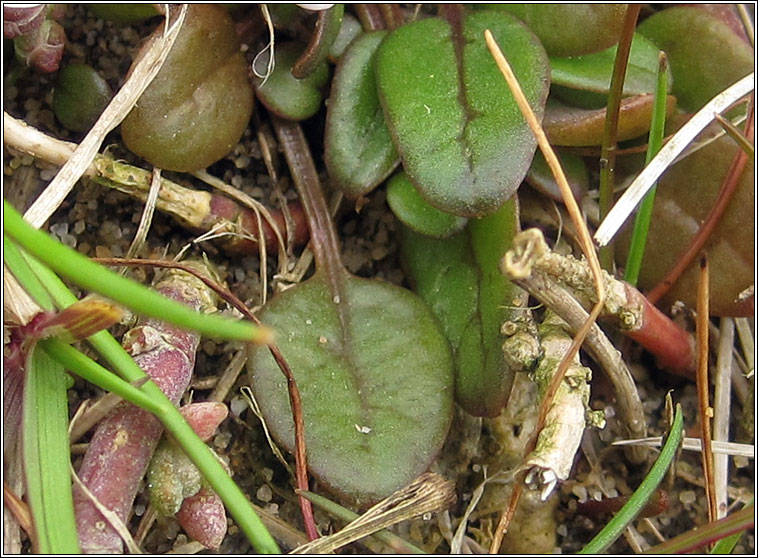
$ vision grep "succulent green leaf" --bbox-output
[121,5,253,172]
[53,64,112,132]
[550,34,672,98]
[484,4,627,56]
[88,4,160,24]
[328,13,363,62]
[325,31,400,198]
[543,95,677,147]
[400,199,521,417]
[638,7,754,112]
[247,273,453,505]
[375,11,549,217]
[253,42,330,121]
[386,171,467,238]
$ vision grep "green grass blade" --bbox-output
[10,233,281,552]
[709,498,754,554]
[23,346,81,553]
[4,236,54,311]
[3,200,269,344]
[624,52,669,286]
[579,403,684,554]
[39,338,281,554]
[644,502,754,554]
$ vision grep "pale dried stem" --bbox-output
[734,318,754,372]
[21,6,187,229]
[595,73,755,245]
[713,318,734,519]
[208,348,247,403]
[69,392,123,444]
[523,312,600,500]
[486,31,607,549]
[124,168,162,261]
[501,231,647,463]
[292,473,456,554]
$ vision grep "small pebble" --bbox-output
[256,484,273,503]
[679,490,696,505]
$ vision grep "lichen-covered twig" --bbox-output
[501,229,647,464]
[524,311,606,500]
[73,262,217,553]
[505,228,695,377]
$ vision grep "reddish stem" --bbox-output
[647,97,754,305]
[207,197,309,256]
[623,283,696,377]
[73,272,210,553]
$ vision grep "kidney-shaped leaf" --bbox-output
[375,11,549,217]
[325,31,400,198]
[247,273,453,506]
[400,199,522,417]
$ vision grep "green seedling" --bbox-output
[386,171,467,238]
[53,64,113,132]
[248,120,454,506]
[550,33,671,109]
[253,42,330,121]
[325,30,399,198]
[484,4,627,56]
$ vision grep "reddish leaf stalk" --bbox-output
[73,266,217,553]
[354,4,385,31]
[647,97,755,305]
[576,489,669,519]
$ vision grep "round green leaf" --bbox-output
[253,42,329,121]
[325,31,400,198]
[247,274,454,506]
[375,11,549,217]
[386,171,467,238]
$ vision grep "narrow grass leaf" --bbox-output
[579,403,684,554]
[23,346,81,553]
[39,338,281,554]
[624,52,669,286]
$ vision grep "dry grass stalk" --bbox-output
[292,473,456,554]
[696,257,717,524]
[595,73,754,246]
